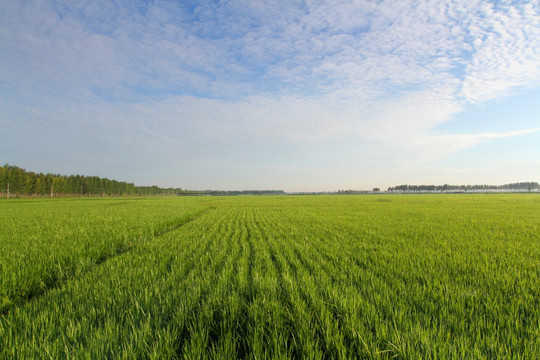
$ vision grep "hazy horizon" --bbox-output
[1,1,539,192]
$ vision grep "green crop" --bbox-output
[0,194,539,358]
[0,197,211,312]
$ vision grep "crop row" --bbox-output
[1,195,539,358]
[0,197,210,312]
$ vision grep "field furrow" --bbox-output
[1,194,539,358]
[0,198,212,313]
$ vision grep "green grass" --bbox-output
[0,197,212,312]
[0,194,539,358]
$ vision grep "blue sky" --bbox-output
[1,0,539,191]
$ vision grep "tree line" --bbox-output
[0,164,182,197]
[387,182,540,192]
[179,190,285,196]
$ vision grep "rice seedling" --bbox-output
[1,194,538,358]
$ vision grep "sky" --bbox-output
[1,0,539,192]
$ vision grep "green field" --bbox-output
[1,195,539,358]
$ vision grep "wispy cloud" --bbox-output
[459,1,540,102]
[1,0,539,189]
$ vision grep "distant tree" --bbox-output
[0,164,183,197]
[387,182,539,193]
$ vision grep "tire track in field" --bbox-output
[216,208,256,359]
[294,220,407,358]
[209,210,257,358]
[0,208,226,358]
[159,209,224,295]
[1,206,215,315]
[273,209,344,283]
[238,210,257,357]
[234,208,279,359]
[260,209,366,358]
[275,217,380,358]
[124,218,220,332]
[247,209,298,359]
[262,210,338,358]
[205,211,248,344]
[279,238,358,358]
[173,209,245,358]
[253,209,325,359]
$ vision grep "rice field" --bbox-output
[1,194,539,358]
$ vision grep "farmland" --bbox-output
[1,195,539,358]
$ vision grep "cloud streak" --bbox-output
[1,0,539,189]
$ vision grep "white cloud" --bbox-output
[1,0,540,189]
[460,1,540,102]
